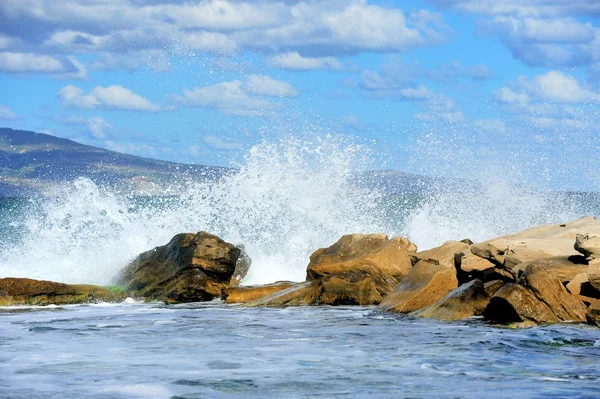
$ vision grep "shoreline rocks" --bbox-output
[4,216,600,329]
[0,278,126,306]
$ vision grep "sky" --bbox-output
[0,0,599,189]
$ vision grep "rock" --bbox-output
[483,217,600,264]
[245,281,322,307]
[575,233,600,259]
[412,279,490,321]
[484,264,587,325]
[379,260,458,313]
[413,240,469,268]
[306,234,416,305]
[565,272,589,296]
[455,251,498,283]
[115,232,241,303]
[229,246,251,287]
[510,256,588,283]
[470,242,505,267]
[484,280,505,297]
[586,302,600,327]
[225,281,294,304]
[0,278,126,306]
[588,259,600,291]
[503,245,554,270]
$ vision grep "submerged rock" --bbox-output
[0,278,126,306]
[115,232,241,303]
[484,264,587,325]
[306,234,416,305]
[225,281,294,304]
[412,279,490,321]
[379,260,458,313]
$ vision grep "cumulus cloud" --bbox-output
[243,74,297,97]
[57,85,160,112]
[86,116,113,139]
[269,52,341,71]
[202,135,243,151]
[429,0,600,18]
[171,74,296,116]
[173,81,274,117]
[493,70,598,132]
[0,104,17,120]
[0,52,87,78]
[0,1,448,73]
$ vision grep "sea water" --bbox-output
[1,137,600,398]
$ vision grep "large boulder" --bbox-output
[484,264,587,325]
[412,279,490,321]
[115,232,241,303]
[379,260,458,313]
[510,256,588,283]
[225,281,294,304]
[0,278,126,306]
[575,234,600,259]
[306,234,416,305]
[413,240,469,268]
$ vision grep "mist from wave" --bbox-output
[0,134,597,286]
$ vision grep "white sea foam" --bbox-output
[0,135,593,285]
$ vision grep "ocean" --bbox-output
[1,138,600,398]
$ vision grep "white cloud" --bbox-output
[521,71,597,102]
[202,135,243,151]
[0,1,448,72]
[269,52,341,71]
[0,105,17,120]
[243,75,297,97]
[494,87,530,104]
[0,52,66,73]
[87,116,113,139]
[172,74,297,116]
[473,119,507,133]
[173,81,274,117]
[342,115,365,131]
[57,85,160,112]
[430,0,600,18]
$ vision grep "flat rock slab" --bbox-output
[0,278,126,306]
[225,282,294,304]
[245,281,322,307]
[379,260,458,313]
[412,279,490,321]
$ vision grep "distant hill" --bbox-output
[0,127,228,196]
[0,127,441,197]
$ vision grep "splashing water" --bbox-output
[0,136,386,285]
[0,135,597,285]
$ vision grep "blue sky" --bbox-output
[0,0,599,189]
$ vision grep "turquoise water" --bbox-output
[0,303,599,399]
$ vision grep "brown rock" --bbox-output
[511,256,588,283]
[588,259,600,291]
[306,234,416,305]
[412,279,490,321]
[484,280,505,297]
[229,246,252,287]
[115,231,241,303]
[379,260,458,313]
[484,264,587,324]
[224,281,294,304]
[470,242,505,267]
[0,277,126,306]
[414,240,469,268]
[245,281,322,307]
[575,233,600,259]
[586,302,600,327]
[565,273,589,296]
[455,251,499,284]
